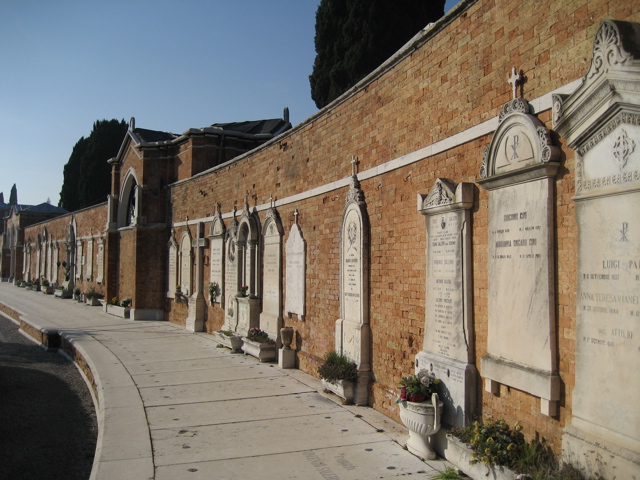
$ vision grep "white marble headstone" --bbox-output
[285,216,306,319]
[477,97,561,416]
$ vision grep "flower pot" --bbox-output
[444,434,517,480]
[241,338,276,362]
[229,336,243,353]
[321,378,356,404]
[280,327,294,349]
[398,393,443,460]
[107,304,131,318]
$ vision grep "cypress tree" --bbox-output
[59,119,127,211]
[310,0,445,109]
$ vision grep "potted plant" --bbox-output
[238,285,248,297]
[74,287,81,301]
[84,287,102,306]
[215,329,243,353]
[318,351,358,404]
[208,281,219,303]
[397,369,443,460]
[41,279,53,294]
[106,296,131,318]
[241,327,276,362]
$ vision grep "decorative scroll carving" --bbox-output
[587,21,633,81]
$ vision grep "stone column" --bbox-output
[186,222,207,332]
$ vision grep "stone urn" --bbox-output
[280,327,294,349]
[398,392,443,460]
[229,336,243,353]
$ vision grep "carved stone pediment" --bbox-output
[479,99,560,186]
[208,204,226,238]
[554,20,640,148]
[417,178,474,214]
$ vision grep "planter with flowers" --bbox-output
[41,279,54,295]
[241,327,276,362]
[215,330,243,353]
[84,287,103,306]
[107,297,131,318]
[238,285,249,297]
[397,369,443,460]
[318,351,358,404]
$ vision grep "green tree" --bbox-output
[309,0,445,109]
[9,184,17,205]
[59,119,128,211]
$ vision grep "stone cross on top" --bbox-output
[508,67,522,99]
[350,155,359,176]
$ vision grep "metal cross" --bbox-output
[508,67,522,99]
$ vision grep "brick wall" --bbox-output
[24,0,639,456]
[162,0,638,453]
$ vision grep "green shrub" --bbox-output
[317,351,358,383]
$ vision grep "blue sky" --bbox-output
[0,0,458,207]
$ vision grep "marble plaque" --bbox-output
[209,237,223,303]
[96,239,104,284]
[285,221,306,318]
[573,195,640,447]
[426,211,466,360]
[260,212,283,340]
[554,22,640,474]
[167,238,177,298]
[416,179,476,427]
[224,235,238,331]
[478,97,560,415]
[75,241,82,279]
[487,180,553,370]
[336,176,370,406]
[86,238,94,281]
[180,234,192,295]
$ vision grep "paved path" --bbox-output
[0,283,450,480]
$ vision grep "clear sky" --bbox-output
[0,0,458,207]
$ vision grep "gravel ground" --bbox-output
[0,315,97,480]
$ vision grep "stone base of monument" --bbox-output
[415,351,478,428]
[241,338,276,362]
[562,425,640,479]
[278,348,296,369]
[321,379,355,405]
[443,435,516,480]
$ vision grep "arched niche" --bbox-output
[117,169,140,228]
[236,206,260,299]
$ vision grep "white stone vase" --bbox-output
[398,393,443,460]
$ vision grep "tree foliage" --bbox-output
[59,119,128,211]
[309,0,445,109]
[9,184,17,205]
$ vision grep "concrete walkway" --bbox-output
[0,283,451,480]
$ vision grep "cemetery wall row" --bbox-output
[16,0,639,469]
